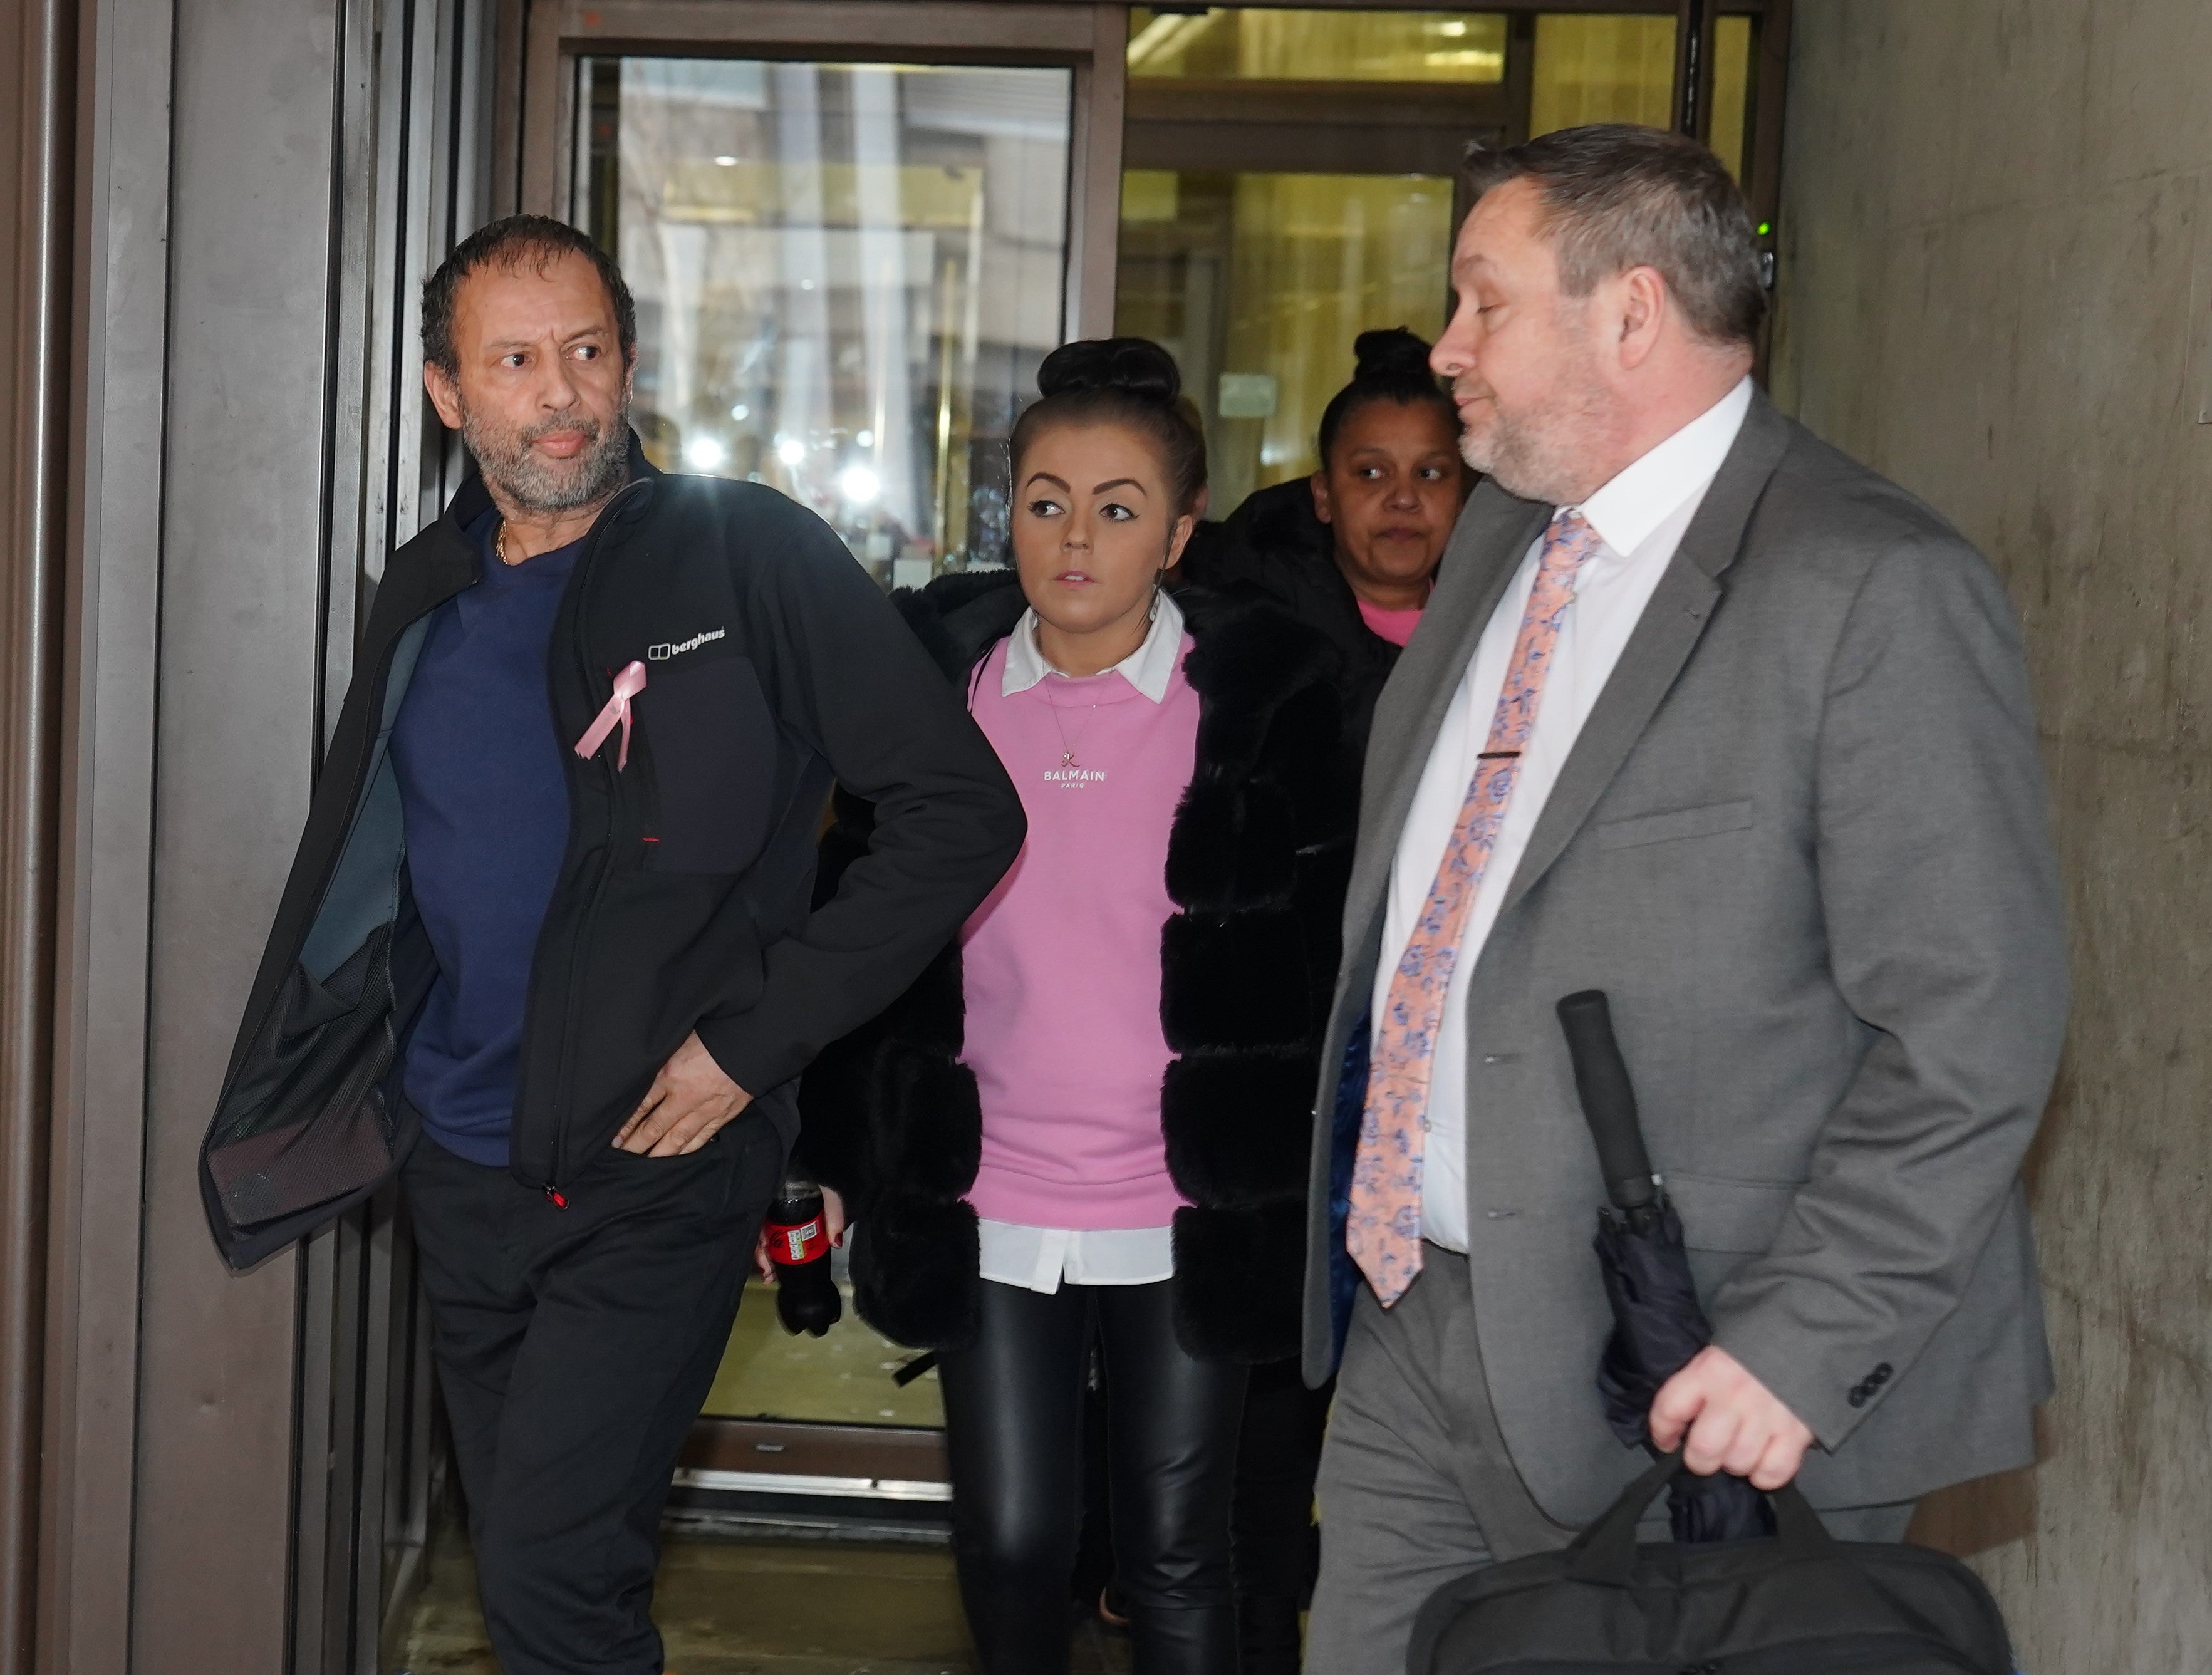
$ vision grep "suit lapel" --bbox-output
[1341,484,1549,952]
[1495,392,1795,920]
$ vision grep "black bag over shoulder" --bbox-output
[1408,1454,2016,1675]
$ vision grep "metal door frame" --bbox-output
[294,4,499,1669]
[515,0,1131,340]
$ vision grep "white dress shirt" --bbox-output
[976,591,1185,1294]
[999,589,1185,703]
[1372,376,1754,1252]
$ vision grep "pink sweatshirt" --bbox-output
[959,631,1200,1230]
[1357,596,1425,647]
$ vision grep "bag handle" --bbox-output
[1566,1452,1834,1583]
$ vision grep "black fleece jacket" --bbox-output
[798,571,1356,1364]
[199,438,1024,1269]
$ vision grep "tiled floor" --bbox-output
[390,1515,1135,1675]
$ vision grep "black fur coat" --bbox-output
[796,569,1356,1364]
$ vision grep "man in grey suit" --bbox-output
[1301,124,2068,1668]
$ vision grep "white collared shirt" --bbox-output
[1373,376,1755,1253]
[977,589,1186,1294]
[1000,589,1185,703]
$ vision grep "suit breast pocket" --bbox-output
[633,655,778,874]
[1594,798,1755,851]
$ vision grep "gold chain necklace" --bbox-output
[495,519,512,565]
[1045,688,1098,770]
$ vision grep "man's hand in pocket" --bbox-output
[614,1032,752,1156]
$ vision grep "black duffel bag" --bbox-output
[1408,1453,2016,1675]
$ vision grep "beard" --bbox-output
[1453,330,1611,507]
[460,392,632,514]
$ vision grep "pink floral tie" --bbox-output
[1348,511,1602,1305]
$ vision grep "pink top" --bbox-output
[1358,596,1425,647]
[960,628,1201,1231]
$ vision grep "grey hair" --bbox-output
[1462,124,1765,348]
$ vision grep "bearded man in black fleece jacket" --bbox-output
[197,217,1023,1675]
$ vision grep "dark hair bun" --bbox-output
[1012,336,1208,515]
[1316,326,1456,464]
[1351,326,1435,383]
[1037,337,1182,405]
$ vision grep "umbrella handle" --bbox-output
[1557,990,1659,1215]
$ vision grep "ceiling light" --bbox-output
[730,403,750,421]
[683,435,727,470]
[838,464,881,504]
[776,437,807,467]
[856,429,875,448]
[714,155,738,167]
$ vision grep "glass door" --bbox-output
[1116,8,1760,507]
[1118,166,1462,515]
[1116,8,1507,507]
[577,56,1076,585]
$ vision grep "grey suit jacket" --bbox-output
[1301,392,2068,1528]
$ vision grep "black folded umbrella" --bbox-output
[1556,990,1772,1544]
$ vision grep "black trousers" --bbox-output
[1232,1359,1334,1674]
[940,1277,1247,1675]
[402,1112,783,1675]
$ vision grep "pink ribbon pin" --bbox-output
[574,660,648,769]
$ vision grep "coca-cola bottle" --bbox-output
[763,1173,842,1337]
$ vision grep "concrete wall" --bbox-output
[1772,5,2212,1671]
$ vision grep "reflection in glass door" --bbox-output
[1115,9,1503,507]
[1118,169,1455,514]
[578,58,1074,585]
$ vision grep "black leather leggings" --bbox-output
[940,1277,1247,1674]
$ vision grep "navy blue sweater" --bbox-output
[390,515,583,1164]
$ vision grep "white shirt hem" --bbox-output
[976,1219,1176,1294]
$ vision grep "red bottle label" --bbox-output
[766,1215,826,1265]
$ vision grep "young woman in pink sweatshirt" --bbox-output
[802,339,1353,1674]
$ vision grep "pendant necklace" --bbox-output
[1046,687,1099,771]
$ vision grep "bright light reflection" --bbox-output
[714,155,738,167]
[775,437,807,467]
[838,464,881,504]
[856,429,875,448]
[730,403,750,421]
[683,435,727,470]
